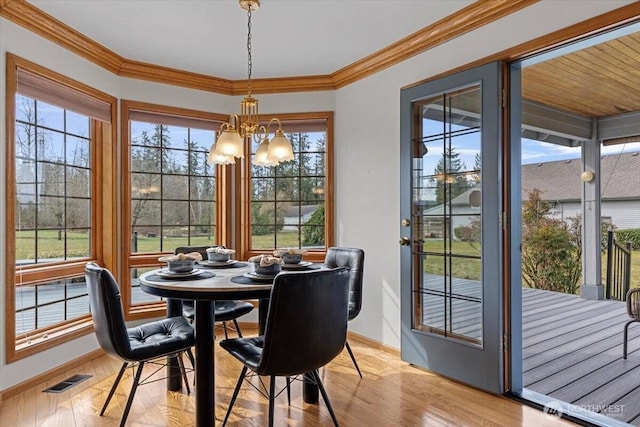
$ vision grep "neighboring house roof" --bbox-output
[283,205,320,217]
[522,151,640,202]
[422,185,482,215]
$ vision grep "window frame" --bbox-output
[5,54,117,362]
[237,111,334,262]
[120,100,228,318]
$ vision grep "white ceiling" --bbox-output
[28,0,475,80]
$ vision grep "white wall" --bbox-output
[603,201,640,230]
[0,0,634,390]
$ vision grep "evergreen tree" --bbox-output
[434,147,472,204]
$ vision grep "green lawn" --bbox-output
[423,239,482,280]
[16,230,304,260]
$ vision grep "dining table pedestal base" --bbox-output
[195,300,215,427]
[303,374,319,403]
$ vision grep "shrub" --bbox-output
[522,220,581,293]
[614,228,640,250]
[302,206,325,246]
[521,189,581,294]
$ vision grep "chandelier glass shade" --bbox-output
[208,0,294,166]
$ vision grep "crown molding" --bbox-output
[119,58,234,95]
[232,75,336,95]
[331,0,539,88]
[0,0,122,74]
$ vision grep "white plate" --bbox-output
[197,259,238,267]
[156,268,204,278]
[243,272,276,282]
[282,261,314,270]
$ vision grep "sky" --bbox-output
[521,139,640,165]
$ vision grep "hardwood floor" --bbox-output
[0,328,576,427]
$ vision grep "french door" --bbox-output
[400,62,504,393]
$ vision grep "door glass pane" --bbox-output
[411,84,483,346]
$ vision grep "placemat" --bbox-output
[231,275,273,285]
[197,261,248,269]
[146,271,216,281]
[282,263,322,271]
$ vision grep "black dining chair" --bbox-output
[174,246,254,339]
[84,262,195,427]
[220,268,350,427]
[623,288,640,359]
[324,247,365,378]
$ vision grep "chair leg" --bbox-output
[312,369,339,427]
[268,376,276,427]
[222,366,248,427]
[345,340,362,378]
[186,348,197,386]
[186,348,195,369]
[177,353,190,394]
[286,376,291,406]
[120,362,145,427]
[623,319,639,359]
[101,362,128,416]
[233,318,244,338]
[222,321,229,340]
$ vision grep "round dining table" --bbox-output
[138,261,322,427]
[139,263,272,427]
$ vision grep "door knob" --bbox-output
[399,237,410,246]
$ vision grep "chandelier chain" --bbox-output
[208,0,293,166]
[247,7,252,95]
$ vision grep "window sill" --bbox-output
[10,317,94,362]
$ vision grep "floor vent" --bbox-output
[43,374,92,393]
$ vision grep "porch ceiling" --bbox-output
[523,31,640,119]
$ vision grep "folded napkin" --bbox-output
[248,254,283,266]
[158,252,203,262]
[273,248,308,256]
[208,247,236,254]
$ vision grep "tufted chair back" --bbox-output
[85,262,132,361]
[256,268,350,377]
[324,247,365,321]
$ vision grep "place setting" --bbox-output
[148,252,216,281]
[231,254,282,284]
[274,249,320,271]
[196,247,247,269]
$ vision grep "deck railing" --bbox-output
[605,230,632,301]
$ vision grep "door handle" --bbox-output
[399,237,410,246]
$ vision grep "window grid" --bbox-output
[130,123,217,254]
[15,277,90,336]
[250,130,327,251]
[15,96,92,264]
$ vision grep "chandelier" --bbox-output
[208,0,294,166]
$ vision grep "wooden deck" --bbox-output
[522,287,640,425]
